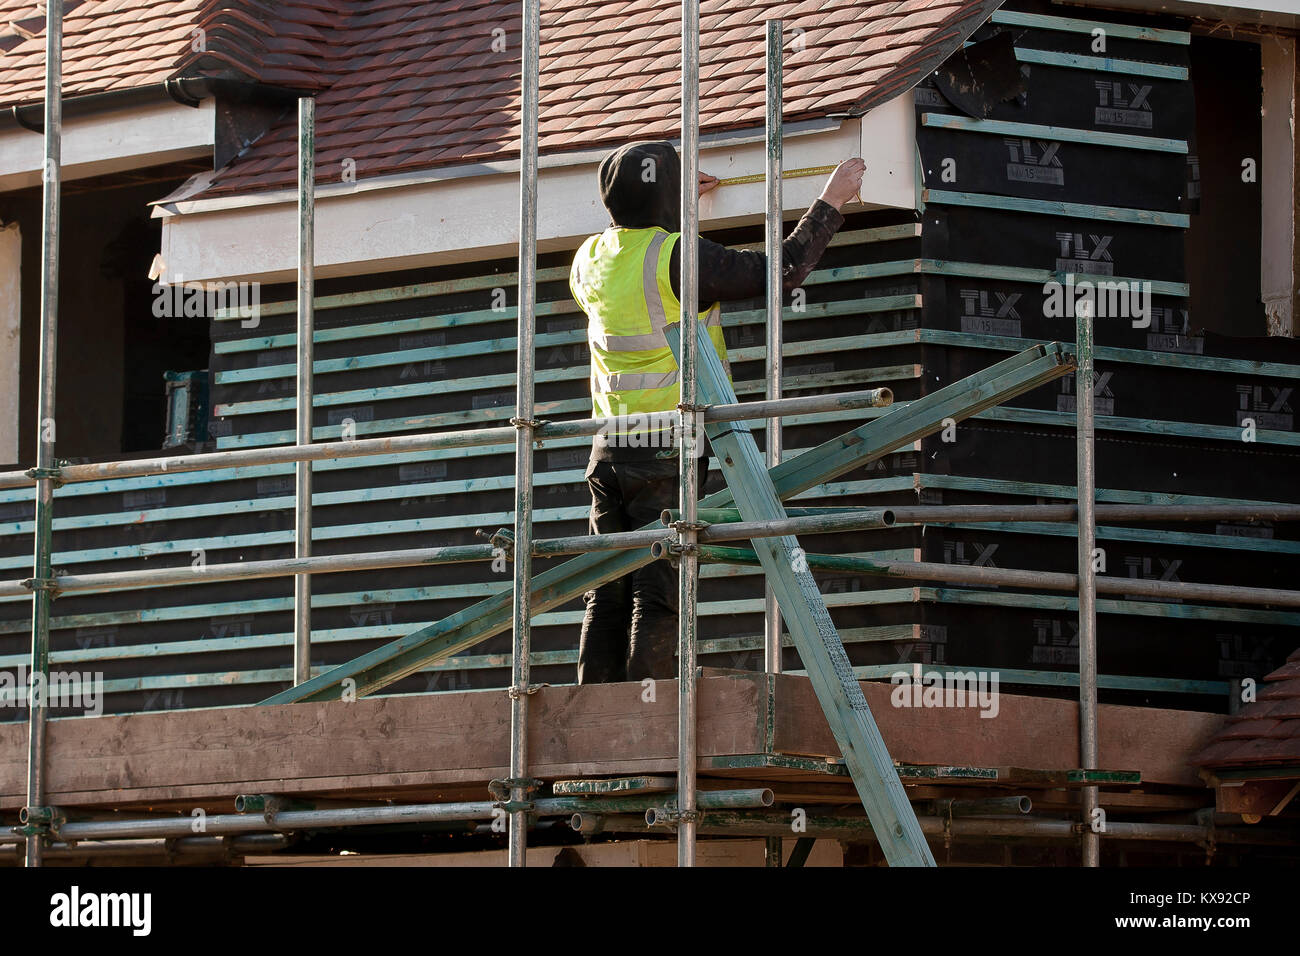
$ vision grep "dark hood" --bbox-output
[598,140,681,233]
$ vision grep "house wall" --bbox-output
[0,0,1293,721]
[0,221,18,463]
[1260,33,1297,336]
[0,194,1294,717]
[911,0,1299,698]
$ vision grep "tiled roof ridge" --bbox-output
[174,0,364,90]
[0,0,371,109]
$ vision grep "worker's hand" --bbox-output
[698,171,720,197]
[819,158,866,211]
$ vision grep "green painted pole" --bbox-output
[24,0,63,869]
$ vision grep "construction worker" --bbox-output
[569,140,865,684]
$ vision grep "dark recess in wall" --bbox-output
[1186,35,1265,338]
[0,166,208,465]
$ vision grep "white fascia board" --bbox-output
[0,100,214,193]
[1063,0,1300,29]
[157,100,914,285]
[697,97,915,228]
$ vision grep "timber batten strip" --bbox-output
[1009,48,1188,80]
[921,113,1188,154]
[989,8,1192,44]
[922,189,1191,228]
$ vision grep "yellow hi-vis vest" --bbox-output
[570,227,730,433]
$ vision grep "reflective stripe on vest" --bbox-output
[571,226,730,423]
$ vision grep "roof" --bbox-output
[1192,647,1300,773]
[0,0,1002,201]
[0,1,343,106]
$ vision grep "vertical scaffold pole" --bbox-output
[1075,295,1100,867]
[24,0,63,869]
[293,96,315,686]
[677,0,702,869]
[763,19,784,677]
[507,0,541,869]
[763,18,784,871]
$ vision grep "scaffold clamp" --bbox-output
[506,682,548,700]
[24,464,64,488]
[666,520,706,557]
[509,416,550,446]
[477,527,515,557]
[18,805,65,840]
[648,807,699,826]
[488,777,542,812]
[21,576,63,598]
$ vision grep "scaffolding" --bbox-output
[7,0,1300,868]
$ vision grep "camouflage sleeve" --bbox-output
[669,199,846,308]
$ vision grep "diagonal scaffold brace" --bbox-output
[671,319,932,865]
[259,342,1074,710]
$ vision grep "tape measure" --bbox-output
[714,164,838,187]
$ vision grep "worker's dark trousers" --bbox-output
[577,455,707,684]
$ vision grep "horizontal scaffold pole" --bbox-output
[695,546,1300,608]
[0,389,893,490]
[594,810,1299,846]
[0,511,897,598]
[259,343,1073,706]
[3,788,774,843]
[669,504,1300,524]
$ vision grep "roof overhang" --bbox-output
[0,98,215,193]
[1062,0,1300,30]
[154,95,917,285]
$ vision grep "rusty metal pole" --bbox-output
[23,0,63,869]
[293,96,315,686]
[1076,298,1100,867]
[763,20,784,868]
[763,19,784,673]
[677,0,702,868]
[507,0,541,869]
